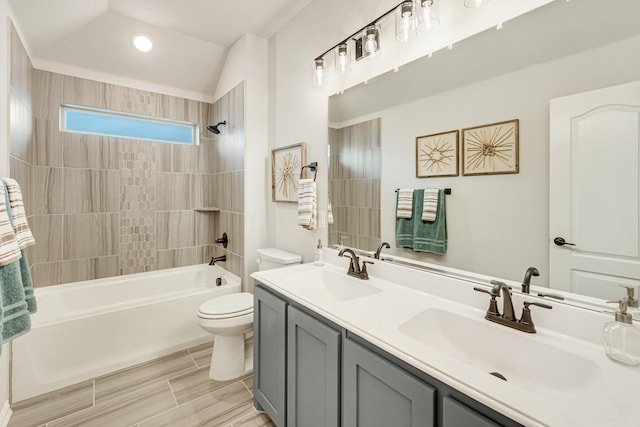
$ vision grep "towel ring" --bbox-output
[301,162,318,181]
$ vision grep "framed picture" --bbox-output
[462,119,519,176]
[272,143,307,203]
[416,130,459,178]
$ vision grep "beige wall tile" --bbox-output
[63,133,119,169]
[9,157,33,216]
[9,22,32,110]
[9,90,32,163]
[32,70,62,120]
[157,94,199,123]
[156,247,199,270]
[156,173,193,211]
[30,214,63,263]
[105,84,157,116]
[156,142,172,172]
[63,213,119,260]
[32,118,63,167]
[61,256,120,283]
[31,167,63,215]
[62,75,107,109]
[172,144,198,173]
[32,261,64,287]
[63,169,120,213]
[156,211,195,250]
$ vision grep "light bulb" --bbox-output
[313,58,325,86]
[335,43,350,74]
[396,1,417,42]
[365,36,377,53]
[363,25,380,56]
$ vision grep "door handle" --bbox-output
[553,237,575,247]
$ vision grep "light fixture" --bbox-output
[464,0,491,7]
[334,43,351,74]
[206,121,226,135]
[395,1,417,42]
[132,33,153,52]
[417,0,440,31]
[362,25,381,58]
[312,58,326,86]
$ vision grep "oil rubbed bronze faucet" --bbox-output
[374,242,390,260]
[474,280,552,333]
[521,266,540,294]
[338,248,373,280]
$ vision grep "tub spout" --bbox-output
[209,255,226,265]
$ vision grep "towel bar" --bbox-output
[395,188,451,195]
[300,162,318,181]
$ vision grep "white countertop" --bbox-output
[251,251,640,427]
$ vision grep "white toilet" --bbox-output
[197,248,302,381]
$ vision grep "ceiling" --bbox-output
[9,0,312,100]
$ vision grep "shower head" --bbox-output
[206,121,226,135]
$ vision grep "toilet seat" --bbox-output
[198,292,253,320]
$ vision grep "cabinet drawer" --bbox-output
[442,396,502,427]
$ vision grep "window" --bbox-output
[60,104,198,145]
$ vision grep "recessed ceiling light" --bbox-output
[132,34,153,52]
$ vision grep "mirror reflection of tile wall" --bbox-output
[328,118,381,252]
[8,22,245,287]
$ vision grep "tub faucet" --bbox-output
[374,242,390,260]
[521,266,540,294]
[209,255,226,265]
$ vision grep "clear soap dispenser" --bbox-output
[603,299,640,366]
[314,239,324,266]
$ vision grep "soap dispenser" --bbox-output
[314,239,325,266]
[603,299,640,366]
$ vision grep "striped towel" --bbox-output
[396,189,414,219]
[422,188,439,222]
[297,179,317,230]
[3,178,35,250]
[0,183,21,267]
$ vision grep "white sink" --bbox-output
[398,308,601,393]
[284,267,382,301]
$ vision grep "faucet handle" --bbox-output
[360,260,374,280]
[523,301,553,310]
[520,301,552,332]
[474,287,500,316]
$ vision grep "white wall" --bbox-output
[0,2,14,423]
[372,35,640,283]
[214,34,270,288]
[269,0,553,262]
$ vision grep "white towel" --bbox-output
[0,183,21,267]
[396,189,414,219]
[422,188,439,222]
[3,178,35,250]
[297,179,317,230]
[327,202,334,225]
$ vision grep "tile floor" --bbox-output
[9,342,274,427]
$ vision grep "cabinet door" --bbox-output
[442,396,501,427]
[343,338,435,427]
[287,306,341,427]
[254,285,287,427]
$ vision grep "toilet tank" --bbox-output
[256,248,302,271]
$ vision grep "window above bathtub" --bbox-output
[60,104,199,145]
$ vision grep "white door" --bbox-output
[549,81,640,300]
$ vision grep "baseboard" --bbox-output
[0,400,12,427]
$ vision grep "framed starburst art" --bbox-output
[462,119,519,176]
[272,143,307,203]
[416,130,459,178]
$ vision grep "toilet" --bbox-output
[197,248,302,381]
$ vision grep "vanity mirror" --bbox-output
[328,0,640,316]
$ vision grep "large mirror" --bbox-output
[328,0,640,315]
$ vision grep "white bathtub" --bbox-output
[11,263,240,402]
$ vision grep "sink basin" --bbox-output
[398,308,601,393]
[284,268,382,301]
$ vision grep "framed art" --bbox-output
[462,119,519,176]
[416,130,459,178]
[272,143,307,202]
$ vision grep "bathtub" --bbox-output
[11,263,240,402]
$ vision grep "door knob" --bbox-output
[553,237,575,247]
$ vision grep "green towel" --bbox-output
[413,189,447,255]
[0,259,30,342]
[395,190,415,248]
[20,250,36,313]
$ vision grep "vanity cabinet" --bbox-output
[254,282,521,427]
[343,337,435,427]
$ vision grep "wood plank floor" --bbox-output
[9,342,274,427]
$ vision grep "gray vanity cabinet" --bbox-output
[343,337,435,427]
[287,306,341,427]
[442,396,501,427]
[254,285,287,427]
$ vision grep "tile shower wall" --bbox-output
[328,118,381,252]
[8,25,245,286]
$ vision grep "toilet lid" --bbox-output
[198,292,253,317]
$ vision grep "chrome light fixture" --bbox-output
[464,0,491,7]
[334,43,351,74]
[312,58,326,86]
[417,0,440,31]
[395,1,417,42]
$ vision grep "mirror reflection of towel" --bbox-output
[396,189,447,255]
